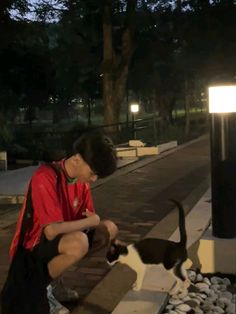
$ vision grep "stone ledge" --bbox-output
[116,147,137,157]
[0,195,24,205]
[116,141,178,158]
[71,264,136,314]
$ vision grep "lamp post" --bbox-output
[130,103,139,139]
[208,85,236,238]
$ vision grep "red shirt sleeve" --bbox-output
[31,166,64,227]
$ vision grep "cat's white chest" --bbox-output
[118,245,146,291]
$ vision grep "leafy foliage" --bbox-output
[1,0,236,133]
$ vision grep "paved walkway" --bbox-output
[0,135,210,313]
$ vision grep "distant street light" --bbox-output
[130,103,139,113]
[208,85,236,238]
[130,103,140,139]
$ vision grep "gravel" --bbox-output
[163,271,236,314]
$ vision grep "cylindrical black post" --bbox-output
[132,113,135,139]
[210,112,236,238]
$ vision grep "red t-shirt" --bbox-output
[9,160,95,259]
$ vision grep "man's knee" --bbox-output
[59,231,89,259]
[101,220,118,240]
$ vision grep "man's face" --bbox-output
[74,155,98,183]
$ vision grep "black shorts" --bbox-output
[32,234,63,266]
[30,229,96,281]
[32,228,95,264]
[30,234,63,282]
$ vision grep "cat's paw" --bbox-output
[169,283,180,296]
[183,278,191,289]
[132,282,142,291]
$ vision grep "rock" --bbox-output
[218,284,227,291]
[196,293,207,299]
[213,305,224,313]
[169,298,183,305]
[183,296,191,302]
[222,277,231,286]
[208,290,217,298]
[194,295,204,303]
[184,300,198,308]
[200,288,211,295]
[166,304,175,310]
[189,292,197,297]
[176,303,191,312]
[203,277,211,286]
[219,290,233,300]
[194,308,203,314]
[202,301,214,311]
[188,270,197,282]
[217,297,231,307]
[211,284,220,292]
[176,309,186,314]
[207,296,217,303]
[196,274,203,282]
[191,298,201,305]
[195,283,210,291]
[188,284,200,293]
[226,304,236,314]
[210,276,223,285]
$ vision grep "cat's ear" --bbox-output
[109,242,118,254]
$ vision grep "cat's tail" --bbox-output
[170,199,187,246]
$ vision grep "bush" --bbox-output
[0,120,14,151]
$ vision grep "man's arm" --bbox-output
[44,213,100,240]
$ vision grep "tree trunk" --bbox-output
[102,0,137,130]
[184,79,190,136]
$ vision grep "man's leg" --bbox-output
[86,220,118,254]
[49,220,118,312]
[48,230,89,279]
[102,220,118,241]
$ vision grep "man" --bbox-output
[5,131,118,314]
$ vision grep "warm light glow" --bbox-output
[130,103,139,113]
[209,86,236,113]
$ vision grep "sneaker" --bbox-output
[52,280,79,303]
[47,285,70,314]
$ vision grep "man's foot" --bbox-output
[47,285,70,314]
[52,280,79,302]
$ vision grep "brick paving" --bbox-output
[0,135,210,312]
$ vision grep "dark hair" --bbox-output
[73,131,117,178]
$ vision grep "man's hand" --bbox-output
[44,210,100,240]
[82,208,100,227]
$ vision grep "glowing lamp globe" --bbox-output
[208,85,236,113]
[130,103,139,113]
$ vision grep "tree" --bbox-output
[102,0,137,127]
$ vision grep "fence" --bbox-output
[10,114,208,164]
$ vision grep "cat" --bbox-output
[106,199,191,293]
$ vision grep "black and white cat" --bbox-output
[106,200,190,293]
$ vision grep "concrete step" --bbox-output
[116,141,178,157]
